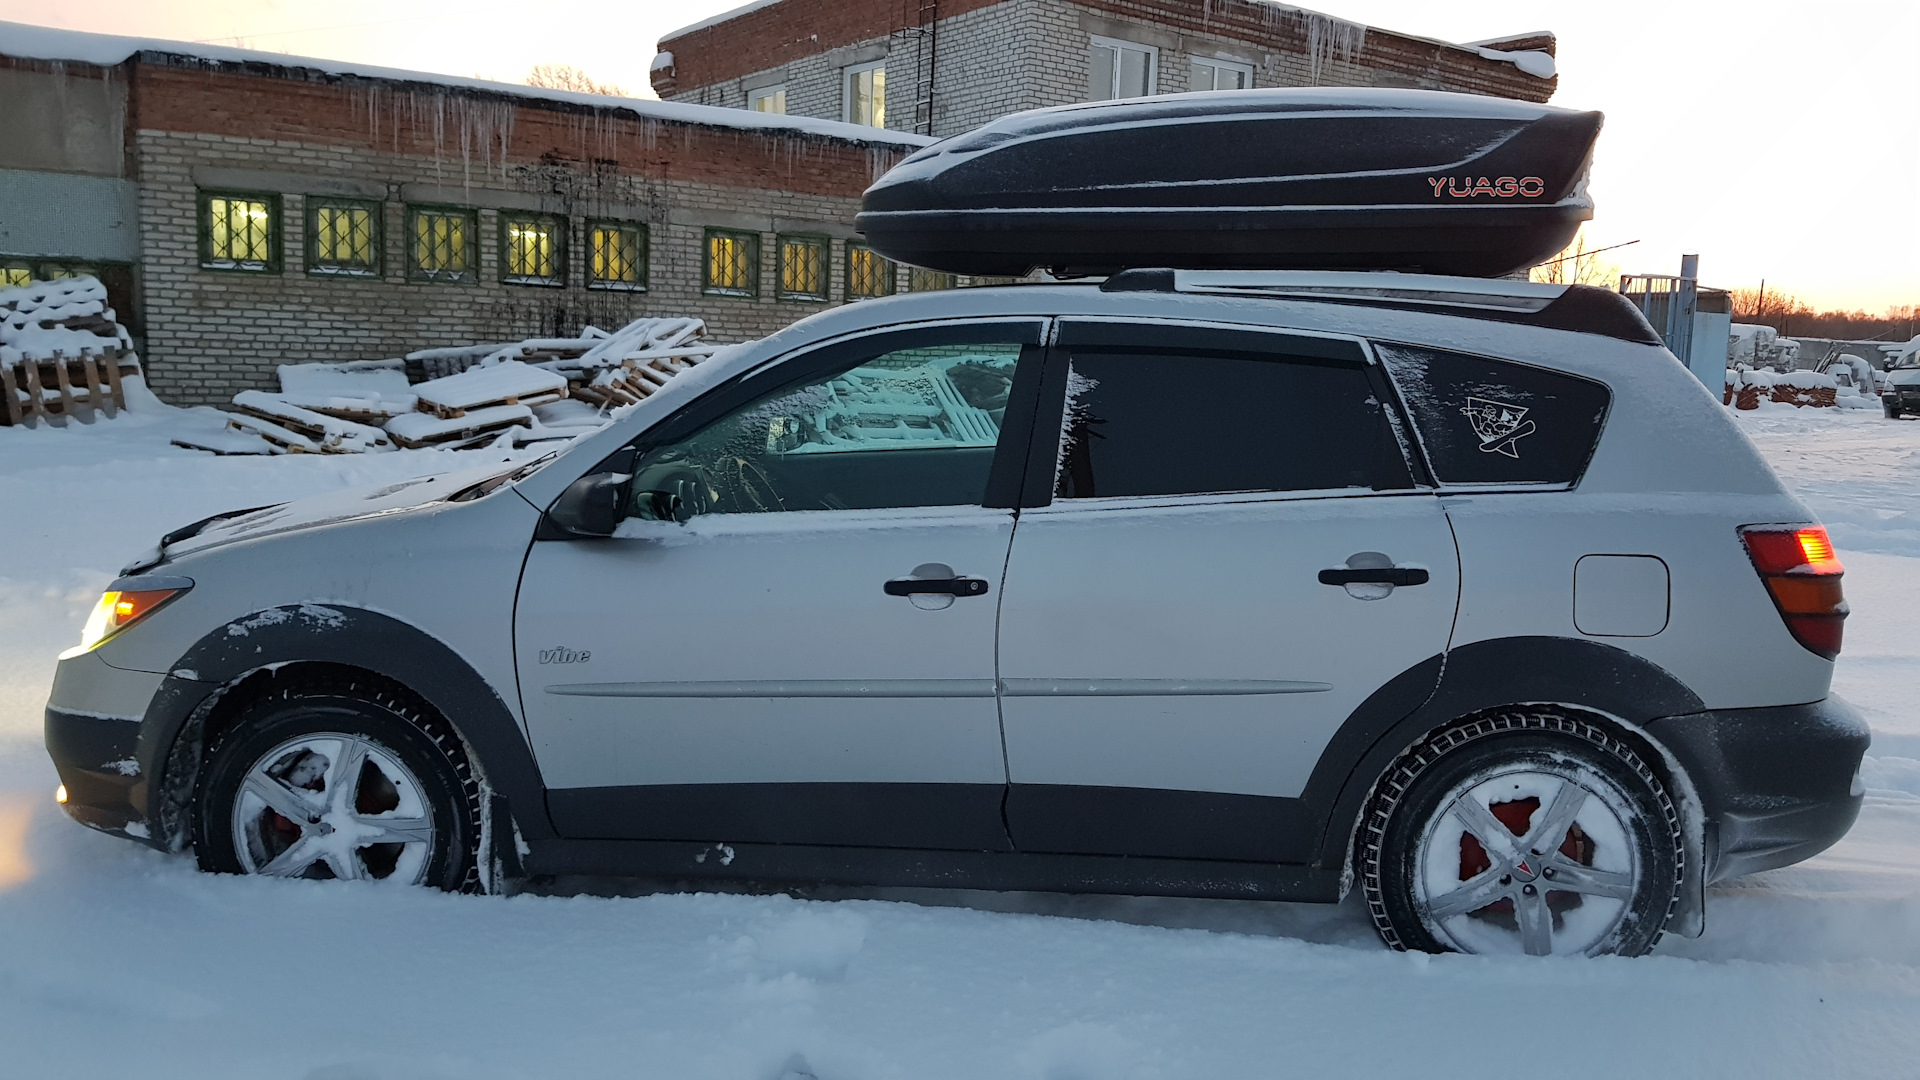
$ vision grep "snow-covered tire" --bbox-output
[192,678,480,891]
[1358,711,1681,957]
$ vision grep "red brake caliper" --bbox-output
[1458,797,1595,915]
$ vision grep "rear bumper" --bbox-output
[1647,698,1869,883]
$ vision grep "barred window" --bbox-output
[307,198,381,277]
[909,267,958,292]
[846,242,896,299]
[778,235,829,300]
[1,264,31,287]
[704,229,760,297]
[408,207,477,283]
[502,213,565,286]
[201,192,278,272]
[588,221,648,290]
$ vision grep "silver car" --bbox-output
[46,271,1867,957]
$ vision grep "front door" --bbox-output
[516,321,1047,850]
[997,320,1460,863]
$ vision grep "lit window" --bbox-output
[750,86,787,113]
[909,267,957,292]
[778,235,829,300]
[502,213,565,286]
[1089,37,1156,101]
[846,242,896,299]
[704,229,760,296]
[41,264,96,280]
[408,206,477,283]
[846,62,886,127]
[0,265,29,287]
[201,192,279,272]
[307,198,381,277]
[588,221,648,290]
[1191,57,1252,92]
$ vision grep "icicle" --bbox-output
[1293,9,1366,85]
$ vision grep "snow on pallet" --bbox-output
[385,404,534,449]
[208,315,721,454]
[1,275,142,427]
[411,360,570,418]
[230,390,394,452]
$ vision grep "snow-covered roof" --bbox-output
[0,20,934,150]
[661,0,1554,79]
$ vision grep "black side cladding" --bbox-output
[858,89,1602,278]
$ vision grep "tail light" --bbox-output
[1739,525,1847,659]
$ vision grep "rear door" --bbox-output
[996,320,1460,862]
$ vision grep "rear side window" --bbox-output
[1373,343,1610,486]
[1053,341,1410,499]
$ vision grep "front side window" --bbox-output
[628,334,1028,517]
[588,221,648,290]
[1192,57,1252,91]
[1089,37,1156,101]
[704,229,760,296]
[408,206,477,283]
[307,198,381,277]
[750,86,787,113]
[846,62,886,127]
[846,242,895,299]
[201,191,279,272]
[501,213,565,286]
[1373,343,1611,486]
[778,235,828,300]
[1052,329,1408,499]
[909,267,958,292]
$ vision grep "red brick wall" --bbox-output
[658,0,1005,94]
[660,0,1554,104]
[132,61,908,199]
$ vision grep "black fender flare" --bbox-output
[133,604,551,849]
[1299,636,1707,873]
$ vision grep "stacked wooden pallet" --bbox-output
[208,316,721,453]
[0,276,143,428]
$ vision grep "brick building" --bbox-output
[0,23,931,406]
[653,0,1557,138]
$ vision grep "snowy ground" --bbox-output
[1,395,1918,1078]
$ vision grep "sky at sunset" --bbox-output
[1,0,1914,313]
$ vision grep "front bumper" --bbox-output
[1646,698,1869,883]
[46,706,148,839]
[43,650,167,845]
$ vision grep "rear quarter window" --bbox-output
[1373,343,1611,486]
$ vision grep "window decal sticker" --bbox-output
[1461,396,1535,458]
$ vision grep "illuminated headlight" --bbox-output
[58,577,192,659]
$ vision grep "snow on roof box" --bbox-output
[857,88,1602,279]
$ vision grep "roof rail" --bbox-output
[1102,269,1569,312]
[1099,268,1662,346]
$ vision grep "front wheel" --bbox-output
[192,680,479,889]
[1359,713,1681,957]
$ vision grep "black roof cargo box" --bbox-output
[857,89,1601,279]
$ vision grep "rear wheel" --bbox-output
[1359,712,1681,957]
[192,680,479,890]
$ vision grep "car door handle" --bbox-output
[885,576,990,597]
[1318,567,1430,587]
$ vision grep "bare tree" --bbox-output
[1529,232,1619,288]
[527,64,627,97]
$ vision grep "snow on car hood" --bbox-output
[121,462,526,573]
